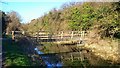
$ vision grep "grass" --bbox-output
[3,41,32,66]
[40,42,57,53]
[2,35,46,66]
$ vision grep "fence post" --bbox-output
[71,53,73,62]
[12,31,15,40]
[80,52,84,61]
[36,32,38,43]
[22,31,25,35]
[71,31,74,39]
[82,31,85,38]
[37,32,39,42]
[61,31,63,39]
[61,55,63,59]
[80,31,82,38]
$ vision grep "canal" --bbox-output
[34,47,63,68]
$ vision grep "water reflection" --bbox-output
[34,47,63,67]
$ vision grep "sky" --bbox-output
[1,2,66,23]
[0,0,118,23]
[0,0,85,23]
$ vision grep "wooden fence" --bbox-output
[12,31,87,40]
[11,31,88,45]
[38,50,89,62]
[59,51,86,62]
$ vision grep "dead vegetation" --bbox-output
[84,30,120,64]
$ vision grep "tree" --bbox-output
[24,2,120,39]
[0,10,10,36]
[6,11,21,34]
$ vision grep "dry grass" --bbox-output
[84,30,120,63]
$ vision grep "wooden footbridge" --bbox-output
[11,30,90,63]
[11,30,88,45]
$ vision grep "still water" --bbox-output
[34,47,63,68]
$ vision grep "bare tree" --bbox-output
[6,11,21,34]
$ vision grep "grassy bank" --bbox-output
[3,40,32,66]
[2,35,44,66]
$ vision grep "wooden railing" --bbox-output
[38,51,89,62]
[11,31,88,42]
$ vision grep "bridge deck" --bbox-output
[12,31,88,45]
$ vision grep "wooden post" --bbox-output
[39,32,42,43]
[80,31,84,40]
[35,32,37,42]
[12,31,15,40]
[71,53,73,62]
[80,31,82,38]
[61,31,63,40]
[61,55,63,59]
[80,52,84,61]
[79,51,82,61]
[82,31,85,38]
[37,32,39,42]
[71,31,74,39]
[22,31,25,35]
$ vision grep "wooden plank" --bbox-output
[54,40,79,45]
[71,31,74,39]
